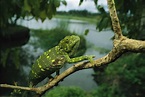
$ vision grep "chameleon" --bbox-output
[29,35,94,86]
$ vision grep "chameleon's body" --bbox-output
[29,35,94,86]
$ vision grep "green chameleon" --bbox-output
[29,35,94,86]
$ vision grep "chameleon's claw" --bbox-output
[87,55,95,63]
[49,78,53,82]
[48,75,54,82]
[54,75,59,79]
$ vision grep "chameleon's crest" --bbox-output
[58,35,80,56]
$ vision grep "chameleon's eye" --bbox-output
[65,39,69,43]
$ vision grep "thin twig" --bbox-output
[0,84,37,92]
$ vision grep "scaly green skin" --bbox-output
[29,35,94,86]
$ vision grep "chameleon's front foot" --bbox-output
[85,55,95,63]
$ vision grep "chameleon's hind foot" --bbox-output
[48,76,54,82]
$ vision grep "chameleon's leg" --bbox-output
[65,55,95,63]
[48,70,60,82]
[51,70,60,86]
[48,75,54,82]
[56,70,60,76]
[48,75,53,79]
[55,70,64,82]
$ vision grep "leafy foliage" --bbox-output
[92,53,145,97]
[0,48,21,68]
[95,0,145,39]
[0,48,28,96]
[43,86,86,97]
[0,0,67,27]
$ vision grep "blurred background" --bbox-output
[0,0,145,97]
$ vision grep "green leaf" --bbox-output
[84,29,89,35]
[97,18,104,31]
[39,10,47,22]
[79,0,83,6]
[97,17,110,31]
[94,0,98,5]
[1,49,10,67]
[54,0,60,7]
[61,0,67,6]
[13,48,20,69]
[23,0,31,12]
[45,3,53,19]
[97,5,105,13]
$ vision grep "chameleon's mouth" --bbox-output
[71,42,79,51]
[67,41,79,55]
[72,41,79,50]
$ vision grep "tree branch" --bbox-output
[0,0,145,96]
[0,84,37,92]
[107,0,123,39]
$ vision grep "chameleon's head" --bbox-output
[58,35,80,56]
